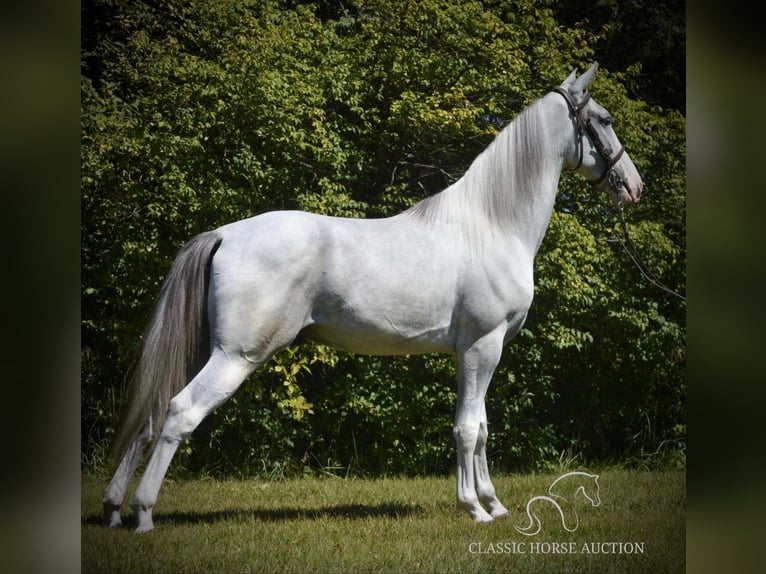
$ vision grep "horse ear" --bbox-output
[561,69,577,87]
[569,62,598,106]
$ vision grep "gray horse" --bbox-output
[102,63,642,531]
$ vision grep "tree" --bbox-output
[550,0,686,112]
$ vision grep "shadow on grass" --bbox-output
[84,502,425,528]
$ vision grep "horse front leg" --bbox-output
[454,329,504,522]
[474,402,509,518]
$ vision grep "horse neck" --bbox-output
[407,94,569,257]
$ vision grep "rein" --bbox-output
[611,208,687,302]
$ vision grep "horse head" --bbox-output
[557,63,643,208]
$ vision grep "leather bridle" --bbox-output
[553,87,625,188]
[553,86,683,300]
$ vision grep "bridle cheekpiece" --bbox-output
[553,87,625,189]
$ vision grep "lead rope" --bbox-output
[611,208,686,302]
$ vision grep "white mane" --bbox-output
[403,98,560,252]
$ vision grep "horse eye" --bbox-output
[600,117,612,126]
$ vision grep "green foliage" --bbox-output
[551,0,686,112]
[82,0,685,476]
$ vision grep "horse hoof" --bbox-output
[102,504,122,528]
[489,502,510,519]
[132,503,155,533]
[470,508,495,523]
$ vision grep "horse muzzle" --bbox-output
[606,156,642,206]
[618,178,642,205]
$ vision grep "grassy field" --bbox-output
[82,470,685,573]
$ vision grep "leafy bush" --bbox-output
[82,0,685,477]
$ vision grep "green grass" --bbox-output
[82,470,685,573]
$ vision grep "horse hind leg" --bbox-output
[102,424,152,528]
[129,351,256,532]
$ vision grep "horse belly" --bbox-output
[301,310,454,355]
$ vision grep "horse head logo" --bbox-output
[515,472,601,536]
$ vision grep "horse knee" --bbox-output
[453,423,480,452]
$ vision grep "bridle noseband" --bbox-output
[553,87,625,188]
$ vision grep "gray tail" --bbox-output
[110,231,223,470]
